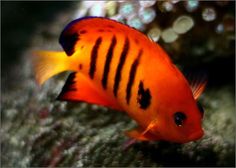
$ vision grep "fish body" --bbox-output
[33,17,206,143]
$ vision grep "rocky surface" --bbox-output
[2,71,235,167]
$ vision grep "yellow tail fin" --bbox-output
[32,51,71,85]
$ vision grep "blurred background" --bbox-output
[1,1,235,167]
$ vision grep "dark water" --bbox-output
[2,2,73,82]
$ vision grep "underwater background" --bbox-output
[1,1,235,167]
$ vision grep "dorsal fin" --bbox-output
[185,72,207,99]
[59,17,149,57]
[57,72,123,111]
[59,17,96,56]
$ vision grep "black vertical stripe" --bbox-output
[89,37,102,79]
[126,49,143,104]
[137,81,151,109]
[113,37,130,97]
[102,36,117,89]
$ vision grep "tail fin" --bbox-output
[32,51,70,85]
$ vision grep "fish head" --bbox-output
[145,78,205,143]
[143,63,207,143]
[150,95,204,143]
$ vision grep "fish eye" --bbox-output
[174,112,186,127]
[197,102,204,117]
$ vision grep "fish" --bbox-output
[32,17,207,143]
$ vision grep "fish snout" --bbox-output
[188,128,204,141]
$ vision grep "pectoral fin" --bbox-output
[125,128,159,141]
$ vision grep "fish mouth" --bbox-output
[188,129,204,141]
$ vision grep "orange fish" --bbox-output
[32,17,207,143]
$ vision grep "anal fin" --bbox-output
[57,72,123,111]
